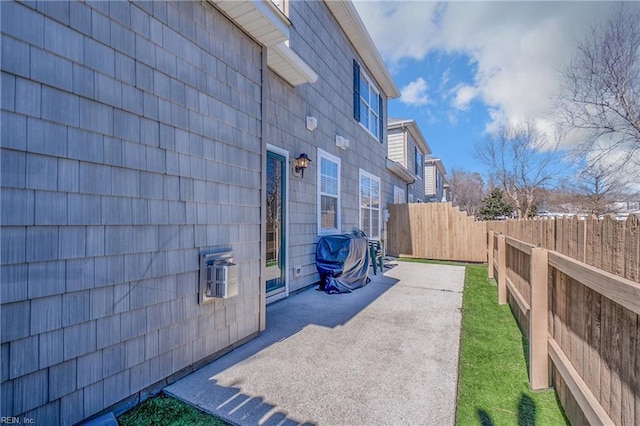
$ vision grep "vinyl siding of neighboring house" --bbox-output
[424,160,447,202]
[387,129,405,165]
[425,167,435,198]
[0,0,397,423]
[405,132,425,202]
[386,120,429,203]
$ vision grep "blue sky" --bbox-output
[387,51,490,175]
[353,1,635,183]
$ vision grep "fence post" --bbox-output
[530,246,549,390]
[488,230,495,279]
[497,235,506,305]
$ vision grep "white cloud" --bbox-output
[353,1,441,68]
[452,84,477,111]
[353,1,628,148]
[400,77,430,106]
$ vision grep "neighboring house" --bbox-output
[386,118,431,204]
[0,0,398,424]
[424,157,448,202]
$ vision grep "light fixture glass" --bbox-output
[294,153,311,178]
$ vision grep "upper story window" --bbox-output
[318,149,341,235]
[353,61,383,142]
[415,147,423,180]
[270,0,288,16]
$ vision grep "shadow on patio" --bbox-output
[166,262,465,426]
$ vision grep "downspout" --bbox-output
[259,46,268,332]
[406,178,415,203]
[401,122,414,203]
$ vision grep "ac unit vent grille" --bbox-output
[199,251,239,303]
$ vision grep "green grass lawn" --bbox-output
[118,394,231,426]
[399,258,568,426]
[121,259,567,426]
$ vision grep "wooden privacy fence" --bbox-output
[487,215,639,282]
[387,203,486,262]
[488,227,640,426]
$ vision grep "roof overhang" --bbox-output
[386,159,416,184]
[268,42,318,85]
[212,1,290,46]
[324,1,400,99]
[426,158,447,176]
[388,119,432,156]
[212,1,317,87]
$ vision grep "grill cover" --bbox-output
[315,232,370,293]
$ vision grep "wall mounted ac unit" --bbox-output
[199,250,239,303]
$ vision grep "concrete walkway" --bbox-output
[166,262,465,426]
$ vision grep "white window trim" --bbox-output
[266,144,290,304]
[317,148,341,235]
[415,148,423,181]
[359,169,381,240]
[393,186,405,204]
[357,66,382,141]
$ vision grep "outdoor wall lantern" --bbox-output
[293,153,311,178]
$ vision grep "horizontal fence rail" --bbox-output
[488,221,640,426]
[488,215,639,283]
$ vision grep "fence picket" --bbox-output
[387,203,486,262]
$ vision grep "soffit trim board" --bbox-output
[268,42,319,86]
[386,159,416,183]
[324,1,399,99]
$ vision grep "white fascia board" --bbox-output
[325,1,399,99]
[212,0,290,46]
[389,119,432,156]
[386,158,416,183]
[267,42,319,86]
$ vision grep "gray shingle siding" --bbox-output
[265,1,391,293]
[1,0,395,422]
[1,0,262,421]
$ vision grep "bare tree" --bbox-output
[556,4,640,166]
[475,119,559,218]
[449,168,485,217]
[561,160,630,216]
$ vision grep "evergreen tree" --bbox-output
[479,188,514,220]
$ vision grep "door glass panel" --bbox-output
[266,151,286,295]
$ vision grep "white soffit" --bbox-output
[268,42,318,86]
[324,1,399,99]
[212,0,290,47]
[213,1,318,86]
[426,158,447,176]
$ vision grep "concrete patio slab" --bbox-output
[165,262,465,426]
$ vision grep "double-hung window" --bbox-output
[393,186,405,204]
[415,147,423,180]
[318,149,341,234]
[353,61,384,142]
[359,169,381,240]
